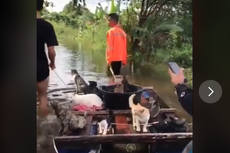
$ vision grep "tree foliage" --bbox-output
[43,0,192,69]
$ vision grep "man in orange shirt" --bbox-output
[106,13,127,76]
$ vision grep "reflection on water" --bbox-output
[49,46,109,90]
[38,45,192,152]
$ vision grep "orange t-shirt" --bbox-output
[106,25,127,65]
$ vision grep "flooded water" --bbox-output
[49,45,191,121]
[37,45,192,152]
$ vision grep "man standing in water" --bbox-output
[106,13,127,76]
[37,0,58,117]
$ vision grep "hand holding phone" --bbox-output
[167,62,188,83]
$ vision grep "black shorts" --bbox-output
[37,62,49,82]
[110,61,122,75]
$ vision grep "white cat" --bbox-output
[71,93,103,107]
[129,94,150,132]
[98,119,109,135]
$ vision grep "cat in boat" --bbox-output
[50,101,87,135]
[71,93,103,108]
[71,69,102,97]
[114,84,124,93]
[97,111,113,135]
[129,94,150,132]
[71,69,88,94]
[114,75,129,93]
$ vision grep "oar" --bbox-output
[109,66,117,82]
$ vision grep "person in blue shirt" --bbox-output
[168,68,192,153]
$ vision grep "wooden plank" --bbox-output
[47,87,76,93]
[142,86,154,90]
[72,108,176,115]
[54,132,193,144]
[127,115,150,134]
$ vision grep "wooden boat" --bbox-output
[50,85,192,153]
[48,70,192,153]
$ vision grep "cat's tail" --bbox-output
[129,94,136,108]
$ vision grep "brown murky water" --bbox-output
[49,46,191,120]
[37,45,192,152]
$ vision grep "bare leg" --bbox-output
[37,77,49,117]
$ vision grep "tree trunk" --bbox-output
[131,15,148,72]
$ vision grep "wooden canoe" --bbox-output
[49,86,192,153]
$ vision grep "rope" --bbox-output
[53,70,68,88]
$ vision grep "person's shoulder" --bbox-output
[107,28,114,35]
[120,28,126,34]
[107,28,114,33]
[37,18,54,29]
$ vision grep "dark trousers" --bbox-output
[106,61,122,76]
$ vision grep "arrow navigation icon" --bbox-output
[208,87,214,97]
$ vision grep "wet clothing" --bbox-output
[175,84,192,153]
[37,18,58,82]
[106,25,127,66]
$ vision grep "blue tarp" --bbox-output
[142,90,150,98]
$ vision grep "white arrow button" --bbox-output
[208,87,214,97]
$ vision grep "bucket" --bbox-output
[98,84,144,110]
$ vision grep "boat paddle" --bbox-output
[109,66,117,82]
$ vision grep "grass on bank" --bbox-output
[50,21,193,87]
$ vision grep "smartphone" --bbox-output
[167,62,180,74]
[167,62,188,83]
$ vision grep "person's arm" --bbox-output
[106,30,114,65]
[45,24,59,65]
[175,84,192,116]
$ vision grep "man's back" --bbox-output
[106,26,127,63]
[106,13,127,76]
[37,0,58,117]
[37,19,57,64]
[37,18,58,82]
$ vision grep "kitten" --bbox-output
[71,70,102,97]
[129,94,150,132]
[121,75,129,92]
[50,101,87,135]
[71,69,89,94]
[114,84,124,93]
[113,75,129,93]
[97,111,113,135]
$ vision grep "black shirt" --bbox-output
[37,18,58,64]
[175,84,192,116]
